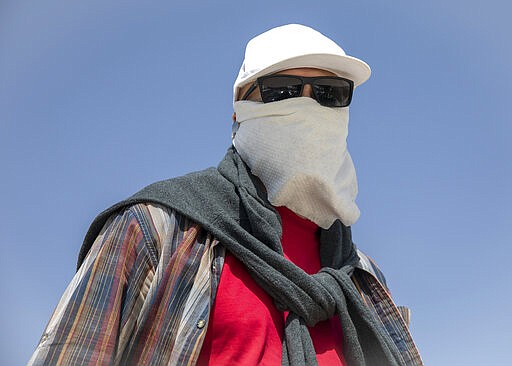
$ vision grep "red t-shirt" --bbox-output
[197,206,345,365]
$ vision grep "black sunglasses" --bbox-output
[241,74,354,107]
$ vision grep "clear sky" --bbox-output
[1,1,511,365]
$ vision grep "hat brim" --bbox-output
[236,53,371,99]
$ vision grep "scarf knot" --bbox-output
[277,266,354,328]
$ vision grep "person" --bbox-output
[29,24,423,366]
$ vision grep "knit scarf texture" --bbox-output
[78,147,404,366]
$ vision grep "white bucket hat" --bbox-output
[233,24,371,102]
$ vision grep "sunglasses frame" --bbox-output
[241,74,354,107]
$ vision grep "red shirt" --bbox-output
[197,206,345,365]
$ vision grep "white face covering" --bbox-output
[233,97,360,228]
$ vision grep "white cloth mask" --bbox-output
[233,97,360,228]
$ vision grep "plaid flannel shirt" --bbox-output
[29,203,423,365]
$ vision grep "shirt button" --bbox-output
[197,319,206,329]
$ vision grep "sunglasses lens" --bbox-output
[257,75,353,107]
[313,78,352,107]
[260,76,302,103]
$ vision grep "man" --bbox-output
[29,24,423,366]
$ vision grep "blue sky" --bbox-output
[1,1,511,365]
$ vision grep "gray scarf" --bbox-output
[78,147,403,366]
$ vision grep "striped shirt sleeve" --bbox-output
[28,205,160,366]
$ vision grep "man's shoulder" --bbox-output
[108,166,221,221]
[355,249,415,329]
[128,166,233,208]
[355,249,389,291]
[78,165,234,270]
